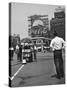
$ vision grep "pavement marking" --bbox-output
[10,64,25,80]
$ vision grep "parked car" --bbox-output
[43,46,50,52]
[37,46,41,52]
[22,43,33,63]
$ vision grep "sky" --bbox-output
[11,2,65,39]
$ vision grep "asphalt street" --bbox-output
[11,51,65,87]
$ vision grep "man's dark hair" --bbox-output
[53,31,58,37]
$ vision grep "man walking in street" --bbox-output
[19,44,22,62]
[16,44,20,62]
[16,44,22,63]
[34,44,37,62]
[50,32,65,79]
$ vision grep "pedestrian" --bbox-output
[16,44,20,62]
[34,44,37,62]
[19,44,22,62]
[30,45,33,62]
[50,32,65,79]
[9,46,14,60]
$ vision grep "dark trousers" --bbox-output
[34,50,37,62]
[54,49,64,77]
[17,52,22,62]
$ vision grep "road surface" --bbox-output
[11,51,65,87]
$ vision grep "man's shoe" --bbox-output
[56,75,61,79]
[51,74,57,78]
[60,74,64,78]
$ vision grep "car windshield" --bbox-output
[23,45,30,49]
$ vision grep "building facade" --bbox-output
[28,15,50,52]
[28,15,49,38]
[50,7,65,40]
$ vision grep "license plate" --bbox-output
[22,49,31,52]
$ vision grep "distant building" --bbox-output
[28,15,49,38]
[28,15,51,52]
[50,7,65,40]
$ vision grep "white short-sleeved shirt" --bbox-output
[34,46,37,50]
[50,36,65,51]
[16,45,19,50]
[9,47,14,50]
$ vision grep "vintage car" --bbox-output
[37,46,41,52]
[43,46,50,52]
[22,43,33,63]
